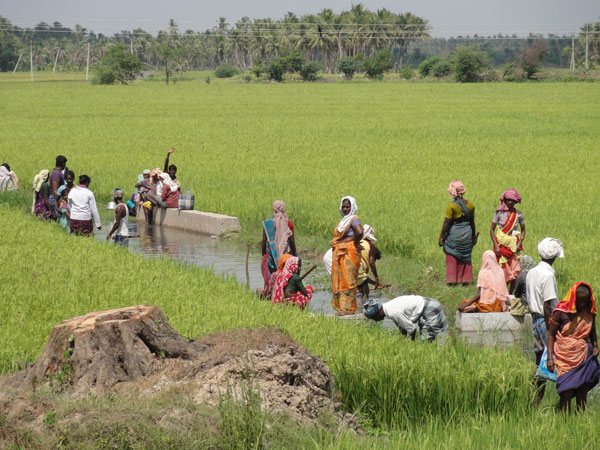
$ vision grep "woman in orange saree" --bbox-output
[331,196,363,315]
[547,282,600,412]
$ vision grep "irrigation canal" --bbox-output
[94,213,391,323]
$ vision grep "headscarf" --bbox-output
[142,169,151,176]
[31,169,50,213]
[159,173,178,192]
[276,253,292,272]
[363,301,382,319]
[111,188,124,199]
[496,189,522,211]
[554,282,596,315]
[477,250,509,302]
[271,256,299,303]
[337,196,358,233]
[518,255,536,273]
[272,200,293,261]
[150,168,162,178]
[363,224,377,243]
[537,237,564,260]
[447,180,465,199]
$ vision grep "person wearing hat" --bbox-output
[363,295,448,341]
[106,189,129,246]
[526,237,564,406]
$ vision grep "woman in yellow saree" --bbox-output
[331,196,363,315]
[490,189,525,288]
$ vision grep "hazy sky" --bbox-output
[1,0,598,37]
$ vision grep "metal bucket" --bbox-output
[106,201,116,210]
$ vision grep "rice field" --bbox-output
[1,74,598,297]
[1,74,600,446]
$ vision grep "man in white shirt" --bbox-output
[525,237,563,405]
[67,174,102,236]
[363,295,448,341]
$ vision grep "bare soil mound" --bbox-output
[0,305,343,423]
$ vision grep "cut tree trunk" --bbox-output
[9,305,197,393]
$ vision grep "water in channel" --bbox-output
[94,213,387,319]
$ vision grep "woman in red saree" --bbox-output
[490,189,526,288]
[547,282,600,412]
[271,257,313,310]
[331,196,363,315]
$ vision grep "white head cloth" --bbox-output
[537,237,564,259]
[159,173,179,192]
[337,196,358,233]
[363,224,376,243]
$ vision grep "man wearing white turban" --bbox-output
[526,236,564,405]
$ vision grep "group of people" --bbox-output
[6,157,599,411]
[31,155,102,237]
[135,148,182,224]
[259,201,314,309]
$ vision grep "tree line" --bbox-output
[0,7,598,74]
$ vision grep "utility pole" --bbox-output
[86,42,90,81]
[13,53,22,73]
[30,44,34,82]
[53,48,60,73]
[585,29,589,71]
[130,36,134,54]
[570,36,575,72]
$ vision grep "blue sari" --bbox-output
[263,218,278,273]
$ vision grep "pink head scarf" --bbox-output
[273,200,292,262]
[447,181,465,199]
[497,189,522,211]
[477,250,509,303]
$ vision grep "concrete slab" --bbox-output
[456,312,533,346]
[137,208,241,236]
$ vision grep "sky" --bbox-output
[1,0,598,37]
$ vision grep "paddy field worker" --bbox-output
[330,196,363,315]
[439,180,477,286]
[270,257,313,310]
[547,282,600,412]
[490,188,525,288]
[459,250,509,313]
[527,236,563,406]
[363,296,449,341]
[106,189,129,247]
[261,200,297,290]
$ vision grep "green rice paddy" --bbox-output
[1,73,599,447]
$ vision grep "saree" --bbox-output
[271,257,313,310]
[554,314,600,393]
[494,211,522,282]
[263,217,291,274]
[443,199,474,264]
[331,217,361,314]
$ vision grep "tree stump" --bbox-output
[10,305,197,392]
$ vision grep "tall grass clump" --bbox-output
[0,203,536,429]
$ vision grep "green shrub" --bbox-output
[418,56,441,77]
[251,65,266,79]
[453,46,491,82]
[431,60,452,78]
[400,66,415,79]
[214,64,240,78]
[299,62,322,82]
[503,63,517,82]
[93,43,142,85]
[338,57,361,80]
[267,59,285,82]
[281,51,304,73]
[363,49,394,80]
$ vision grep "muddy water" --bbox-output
[95,214,386,318]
